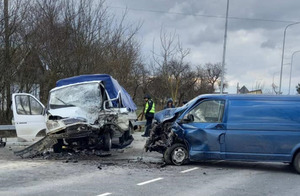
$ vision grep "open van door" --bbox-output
[12,93,47,142]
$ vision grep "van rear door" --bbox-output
[12,93,47,142]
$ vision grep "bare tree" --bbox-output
[150,28,193,106]
[204,63,222,92]
[0,0,31,123]
[0,0,144,123]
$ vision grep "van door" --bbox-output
[224,99,300,162]
[12,93,47,142]
[179,99,226,161]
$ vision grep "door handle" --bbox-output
[218,133,225,144]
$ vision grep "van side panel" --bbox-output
[225,99,300,162]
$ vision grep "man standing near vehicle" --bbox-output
[142,94,155,137]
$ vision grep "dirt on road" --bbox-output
[0,132,165,171]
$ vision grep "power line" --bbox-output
[108,6,298,24]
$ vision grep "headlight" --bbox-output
[46,120,63,131]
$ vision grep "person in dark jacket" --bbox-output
[164,98,175,109]
[142,94,155,137]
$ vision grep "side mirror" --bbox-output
[180,114,194,123]
[187,114,194,122]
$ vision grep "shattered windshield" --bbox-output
[49,82,102,110]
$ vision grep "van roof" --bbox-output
[55,74,137,111]
[198,94,300,101]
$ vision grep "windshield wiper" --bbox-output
[55,97,75,107]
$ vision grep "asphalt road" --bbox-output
[1,133,300,196]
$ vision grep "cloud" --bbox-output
[106,0,300,94]
[261,40,276,49]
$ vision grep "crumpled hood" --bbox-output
[154,106,187,123]
[48,107,98,124]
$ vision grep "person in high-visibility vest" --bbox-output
[142,94,155,137]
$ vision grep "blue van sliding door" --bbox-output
[225,99,300,162]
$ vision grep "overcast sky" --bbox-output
[105,0,300,94]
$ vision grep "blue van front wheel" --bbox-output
[164,143,189,166]
[293,152,300,174]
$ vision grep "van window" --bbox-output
[187,100,225,123]
[15,95,43,115]
[49,83,102,110]
[228,100,300,123]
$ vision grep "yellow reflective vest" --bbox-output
[144,100,155,114]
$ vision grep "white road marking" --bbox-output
[137,177,164,186]
[97,193,112,196]
[180,167,199,173]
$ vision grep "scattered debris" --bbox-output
[0,138,6,148]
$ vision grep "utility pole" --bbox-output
[220,0,229,94]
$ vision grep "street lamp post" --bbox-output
[220,0,229,94]
[279,22,300,95]
[288,50,300,95]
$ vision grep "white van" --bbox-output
[12,74,137,157]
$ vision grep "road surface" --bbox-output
[0,132,299,196]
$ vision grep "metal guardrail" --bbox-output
[131,120,146,127]
[0,125,16,141]
[0,125,16,131]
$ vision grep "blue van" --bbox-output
[145,94,300,173]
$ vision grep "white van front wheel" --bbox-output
[103,132,112,151]
[293,152,300,174]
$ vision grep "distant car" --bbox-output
[145,94,300,173]
[12,74,137,155]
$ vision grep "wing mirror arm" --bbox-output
[179,114,194,124]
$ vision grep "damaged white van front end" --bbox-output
[12,74,137,157]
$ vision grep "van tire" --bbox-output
[164,143,189,166]
[103,132,112,151]
[293,152,300,174]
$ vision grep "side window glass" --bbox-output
[16,96,30,115]
[188,100,225,123]
[15,95,43,115]
[30,97,43,115]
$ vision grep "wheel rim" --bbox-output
[172,147,186,165]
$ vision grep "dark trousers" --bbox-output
[144,117,153,136]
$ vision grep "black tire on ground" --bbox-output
[293,152,300,174]
[103,132,112,151]
[164,143,189,166]
[53,139,63,153]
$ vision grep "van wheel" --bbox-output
[164,143,189,166]
[293,152,300,174]
[103,132,112,151]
